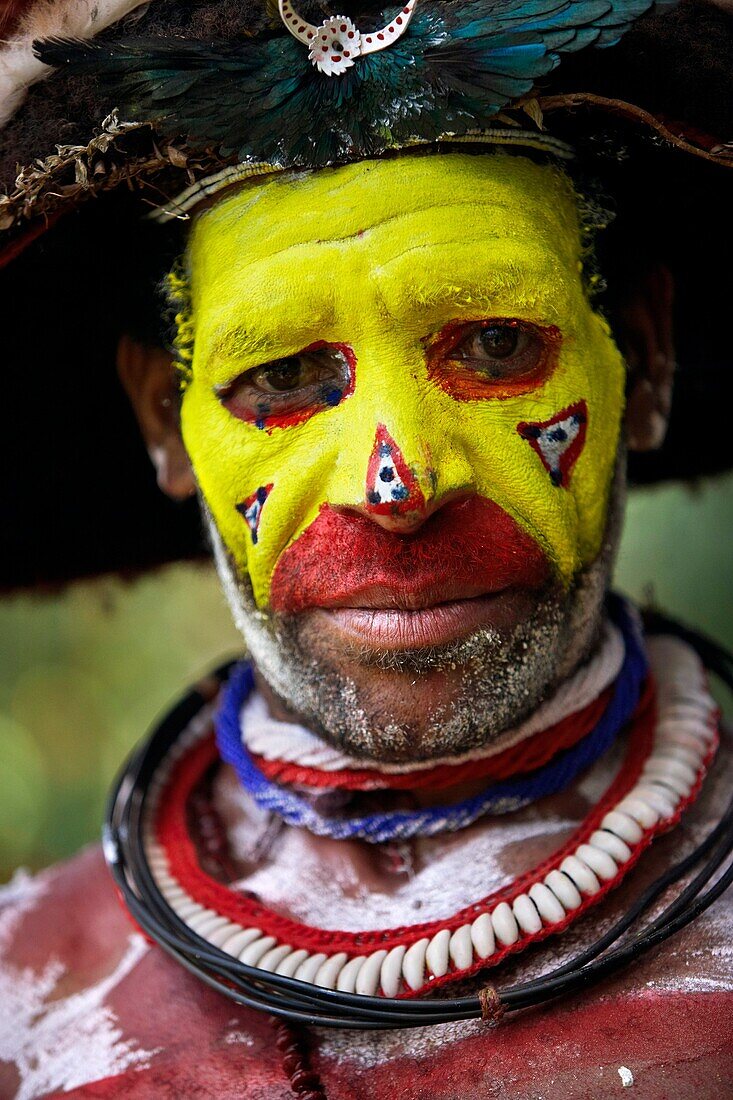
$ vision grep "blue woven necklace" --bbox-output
[216,597,647,843]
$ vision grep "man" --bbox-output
[1,1,732,1097]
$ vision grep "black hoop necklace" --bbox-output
[104,613,733,1030]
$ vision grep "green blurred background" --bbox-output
[1,474,732,882]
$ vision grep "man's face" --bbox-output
[180,153,626,761]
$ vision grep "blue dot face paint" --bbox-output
[215,342,356,435]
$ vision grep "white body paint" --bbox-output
[0,869,155,1100]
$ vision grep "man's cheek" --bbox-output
[181,384,342,608]
[179,313,625,605]
[462,325,626,583]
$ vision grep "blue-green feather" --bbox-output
[33,0,680,169]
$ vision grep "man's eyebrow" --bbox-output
[204,324,278,371]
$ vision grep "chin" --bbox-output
[207,504,617,763]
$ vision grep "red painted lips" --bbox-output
[270,496,549,616]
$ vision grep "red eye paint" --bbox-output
[426,319,561,401]
[218,341,356,433]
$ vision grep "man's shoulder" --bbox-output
[0,846,293,1100]
[0,846,129,982]
[2,846,733,1100]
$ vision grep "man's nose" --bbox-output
[345,423,472,535]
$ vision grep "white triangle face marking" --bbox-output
[517,402,588,488]
[236,484,273,544]
[365,427,424,515]
[534,415,582,481]
[368,444,410,506]
[244,499,263,534]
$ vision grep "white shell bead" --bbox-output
[176,900,205,921]
[220,927,262,957]
[167,894,190,912]
[161,887,187,904]
[402,938,429,991]
[600,810,643,845]
[380,945,406,997]
[449,925,474,971]
[208,922,244,948]
[657,729,708,755]
[315,952,348,989]
[644,756,697,785]
[337,955,367,993]
[426,928,451,977]
[491,902,519,946]
[645,771,692,799]
[560,855,601,896]
[513,894,542,935]
[642,765,694,798]
[647,752,695,778]
[294,952,328,983]
[576,843,618,882]
[529,882,565,925]
[188,912,230,937]
[676,688,714,709]
[276,949,310,977]
[617,795,660,829]
[655,743,703,768]
[632,785,676,819]
[356,950,388,996]
[589,829,632,864]
[470,913,495,959]
[658,717,714,742]
[239,935,277,966]
[660,708,708,726]
[544,869,582,911]
[259,945,293,973]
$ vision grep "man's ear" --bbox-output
[117,334,196,500]
[616,264,676,452]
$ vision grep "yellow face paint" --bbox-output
[180,153,625,609]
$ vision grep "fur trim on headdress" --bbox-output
[0,0,149,127]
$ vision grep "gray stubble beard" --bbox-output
[205,459,625,763]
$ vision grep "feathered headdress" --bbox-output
[34,1,677,170]
[1,0,732,588]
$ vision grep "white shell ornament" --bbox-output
[309,15,361,76]
[279,0,418,76]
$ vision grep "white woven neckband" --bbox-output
[241,617,625,775]
[148,129,575,224]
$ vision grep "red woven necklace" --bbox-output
[147,646,718,998]
[251,684,613,792]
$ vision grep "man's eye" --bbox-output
[217,343,353,427]
[430,319,559,398]
[454,322,522,362]
[250,355,331,393]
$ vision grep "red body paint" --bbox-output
[219,341,356,433]
[364,424,425,516]
[426,319,560,401]
[270,495,549,614]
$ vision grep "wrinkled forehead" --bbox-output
[187,152,583,293]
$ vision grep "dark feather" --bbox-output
[33,1,679,169]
